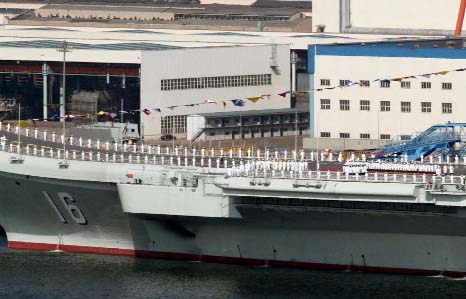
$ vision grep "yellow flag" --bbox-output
[97,110,106,116]
[247,96,262,103]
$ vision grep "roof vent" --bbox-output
[315,25,325,33]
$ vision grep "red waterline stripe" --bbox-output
[8,241,466,277]
[9,241,135,256]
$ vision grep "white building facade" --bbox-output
[312,0,466,35]
[140,44,291,139]
[309,41,466,145]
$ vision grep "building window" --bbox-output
[160,74,271,91]
[339,100,350,111]
[320,132,331,138]
[320,79,330,86]
[360,80,370,87]
[174,14,290,22]
[160,115,187,134]
[401,101,411,113]
[421,102,431,113]
[380,134,391,140]
[380,101,390,112]
[401,81,411,89]
[320,99,330,110]
[360,133,370,139]
[421,82,431,89]
[380,80,390,88]
[442,102,452,114]
[360,100,370,111]
[400,135,411,141]
[442,82,452,90]
[339,80,350,87]
[340,133,350,139]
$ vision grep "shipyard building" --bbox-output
[306,38,466,150]
[312,0,466,35]
[2,0,466,146]
[0,14,398,142]
[0,35,291,140]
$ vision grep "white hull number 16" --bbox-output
[43,191,87,225]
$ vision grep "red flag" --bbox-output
[143,108,151,115]
[278,91,290,98]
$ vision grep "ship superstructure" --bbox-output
[0,124,466,276]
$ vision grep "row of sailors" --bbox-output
[343,162,455,175]
[367,162,441,174]
[231,160,308,172]
[343,163,367,175]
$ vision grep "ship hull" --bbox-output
[2,170,466,276]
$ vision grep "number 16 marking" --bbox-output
[43,191,88,225]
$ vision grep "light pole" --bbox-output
[291,51,298,158]
[57,40,71,122]
[18,103,21,160]
[377,102,380,147]
[57,41,72,166]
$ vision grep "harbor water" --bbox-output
[0,235,466,299]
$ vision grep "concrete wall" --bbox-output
[349,0,463,32]
[312,53,466,141]
[186,114,206,140]
[311,0,341,33]
[303,137,390,151]
[0,2,45,9]
[140,45,291,139]
[200,0,255,4]
[312,0,466,34]
[0,47,141,64]
[0,13,15,24]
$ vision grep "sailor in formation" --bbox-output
[230,159,309,175]
[229,158,455,177]
[366,161,441,174]
[343,162,367,175]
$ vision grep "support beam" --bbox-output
[455,0,466,36]
[42,63,48,120]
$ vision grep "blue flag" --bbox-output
[231,99,245,106]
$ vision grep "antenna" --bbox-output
[57,40,72,168]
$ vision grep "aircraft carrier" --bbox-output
[1,124,466,276]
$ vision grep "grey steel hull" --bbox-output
[1,170,466,276]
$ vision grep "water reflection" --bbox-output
[0,236,465,299]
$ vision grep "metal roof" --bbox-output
[14,27,78,31]
[291,34,354,39]
[108,29,173,34]
[0,40,182,51]
[196,31,259,36]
